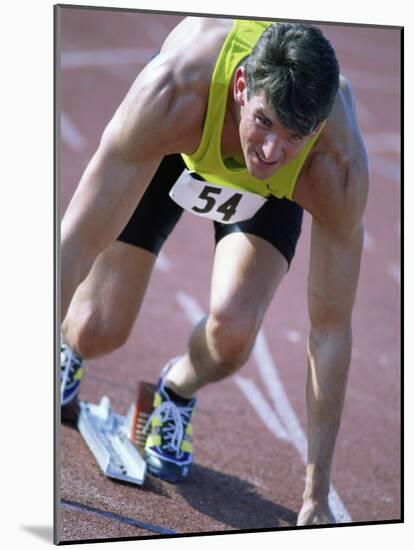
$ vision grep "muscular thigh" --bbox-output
[63,154,186,343]
[210,195,303,322]
[210,232,289,328]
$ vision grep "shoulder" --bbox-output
[295,75,369,238]
[102,17,233,160]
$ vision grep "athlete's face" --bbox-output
[234,68,316,180]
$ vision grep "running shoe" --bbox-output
[60,335,84,423]
[144,360,196,483]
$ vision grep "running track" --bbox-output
[57,7,401,543]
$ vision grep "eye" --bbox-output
[289,134,303,144]
[256,115,270,127]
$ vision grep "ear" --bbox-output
[233,66,248,107]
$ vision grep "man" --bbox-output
[60,17,368,526]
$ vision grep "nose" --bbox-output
[261,134,285,164]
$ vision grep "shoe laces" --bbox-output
[60,342,82,398]
[144,398,193,455]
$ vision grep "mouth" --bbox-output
[254,152,278,168]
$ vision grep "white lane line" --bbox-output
[253,330,352,523]
[234,375,289,440]
[176,290,205,325]
[387,262,401,285]
[155,252,172,273]
[61,48,154,69]
[175,290,352,523]
[60,112,86,152]
[364,132,400,154]
[253,331,307,460]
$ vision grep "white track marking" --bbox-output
[60,112,86,152]
[364,132,400,154]
[234,375,289,440]
[253,331,307,460]
[253,330,352,523]
[175,290,352,523]
[61,48,154,69]
[387,262,401,285]
[155,252,171,273]
[175,290,206,324]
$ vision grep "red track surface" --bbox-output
[58,7,401,543]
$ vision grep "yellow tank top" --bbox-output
[181,19,324,200]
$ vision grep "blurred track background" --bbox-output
[57,7,401,543]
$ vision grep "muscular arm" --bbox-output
[298,182,368,522]
[296,82,369,523]
[61,52,201,320]
[304,217,365,505]
[61,145,161,320]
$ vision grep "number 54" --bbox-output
[192,185,242,222]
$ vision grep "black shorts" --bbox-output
[117,154,303,267]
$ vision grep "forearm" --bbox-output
[60,145,161,321]
[304,322,352,500]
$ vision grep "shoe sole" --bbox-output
[144,450,190,483]
[61,397,80,427]
[146,464,187,484]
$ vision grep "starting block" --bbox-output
[77,382,156,486]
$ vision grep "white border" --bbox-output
[3,0,409,548]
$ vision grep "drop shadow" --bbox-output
[20,525,54,543]
[176,463,297,530]
[106,473,171,498]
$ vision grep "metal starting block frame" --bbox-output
[77,396,147,486]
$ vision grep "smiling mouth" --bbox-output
[255,152,278,166]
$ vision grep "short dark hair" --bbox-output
[244,23,340,137]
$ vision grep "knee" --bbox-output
[63,305,130,359]
[206,304,260,373]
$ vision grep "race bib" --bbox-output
[169,170,267,224]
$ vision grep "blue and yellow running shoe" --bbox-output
[60,335,84,423]
[144,361,196,483]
